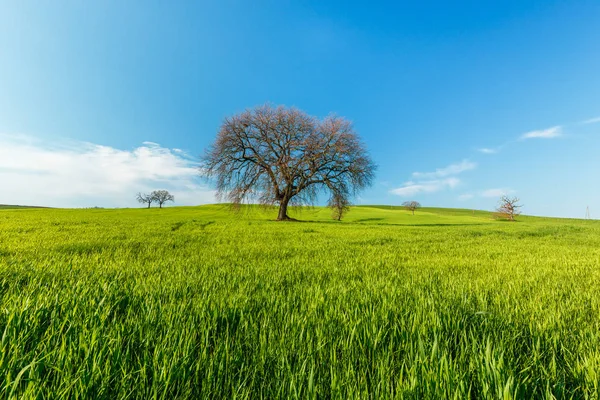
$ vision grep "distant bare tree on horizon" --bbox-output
[402,201,421,215]
[136,192,154,208]
[151,190,174,208]
[200,104,376,221]
[495,196,522,221]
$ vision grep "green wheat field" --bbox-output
[1,205,600,399]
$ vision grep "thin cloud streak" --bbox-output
[581,116,600,125]
[392,159,475,197]
[390,177,460,197]
[412,159,476,179]
[520,126,562,140]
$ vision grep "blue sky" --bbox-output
[1,1,599,217]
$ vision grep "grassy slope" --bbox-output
[1,205,600,398]
[0,205,48,209]
[177,204,500,224]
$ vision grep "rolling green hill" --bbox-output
[0,204,48,209]
[1,205,599,398]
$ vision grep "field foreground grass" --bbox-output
[1,205,600,398]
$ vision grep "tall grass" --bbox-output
[1,205,600,398]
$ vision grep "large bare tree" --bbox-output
[201,105,376,221]
[495,196,522,221]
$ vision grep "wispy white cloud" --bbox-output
[0,133,215,208]
[412,159,477,179]
[458,193,474,201]
[477,147,498,154]
[481,188,515,198]
[581,116,600,125]
[520,126,562,140]
[390,178,460,197]
[391,159,475,197]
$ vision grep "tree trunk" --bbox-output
[277,198,291,221]
[147,203,151,209]
[159,203,163,209]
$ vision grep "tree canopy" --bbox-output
[201,104,376,220]
[151,190,174,208]
[136,192,153,208]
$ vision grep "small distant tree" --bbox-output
[136,192,154,208]
[402,201,421,215]
[329,193,351,221]
[495,196,521,221]
[151,190,174,208]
